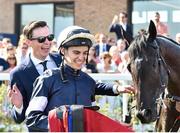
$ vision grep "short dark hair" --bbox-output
[155,12,160,16]
[23,21,47,39]
[120,11,128,18]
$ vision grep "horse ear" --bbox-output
[120,26,133,45]
[147,20,157,42]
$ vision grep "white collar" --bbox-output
[30,53,51,66]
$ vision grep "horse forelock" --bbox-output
[128,34,148,60]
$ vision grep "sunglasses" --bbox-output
[22,47,28,49]
[8,57,16,60]
[30,34,54,43]
[7,48,13,51]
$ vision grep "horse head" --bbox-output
[127,20,169,123]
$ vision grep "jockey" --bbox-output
[25,26,134,132]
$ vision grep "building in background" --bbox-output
[0,0,131,45]
[0,0,179,46]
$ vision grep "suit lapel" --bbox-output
[49,54,61,67]
[24,57,40,83]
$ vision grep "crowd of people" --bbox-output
[0,11,179,131]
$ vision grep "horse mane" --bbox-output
[128,33,179,61]
[157,35,180,47]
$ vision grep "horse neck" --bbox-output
[157,37,180,96]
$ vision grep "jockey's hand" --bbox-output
[116,85,136,94]
[7,84,23,108]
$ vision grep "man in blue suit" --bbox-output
[109,12,132,42]
[7,21,62,123]
[95,33,111,57]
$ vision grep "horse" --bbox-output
[124,20,180,132]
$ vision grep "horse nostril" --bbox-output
[136,109,153,123]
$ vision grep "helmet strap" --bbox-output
[60,57,68,83]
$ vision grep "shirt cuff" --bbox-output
[14,104,23,114]
[113,84,118,94]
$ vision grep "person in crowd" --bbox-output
[6,44,16,56]
[109,11,132,40]
[0,57,9,72]
[50,38,58,53]
[175,33,180,45]
[26,26,135,131]
[7,20,62,124]
[96,52,118,115]
[16,34,30,65]
[97,52,118,73]
[109,45,122,67]
[108,37,117,46]
[82,46,99,73]
[4,54,17,73]
[118,51,130,74]
[95,33,111,57]
[0,57,9,85]
[2,37,12,46]
[117,39,127,53]
[153,12,168,36]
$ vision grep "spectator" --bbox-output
[0,57,9,71]
[82,46,99,73]
[109,11,132,40]
[4,54,17,73]
[153,12,168,36]
[2,37,12,46]
[118,51,130,74]
[108,37,117,46]
[16,34,30,65]
[109,45,122,66]
[175,33,180,44]
[6,44,16,56]
[95,33,111,57]
[0,57,9,85]
[117,39,127,53]
[97,52,118,73]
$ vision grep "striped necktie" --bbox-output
[40,60,48,72]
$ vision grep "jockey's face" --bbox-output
[61,46,89,70]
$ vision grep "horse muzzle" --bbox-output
[136,109,157,123]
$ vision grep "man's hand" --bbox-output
[117,85,136,94]
[7,84,23,108]
[112,15,118,24]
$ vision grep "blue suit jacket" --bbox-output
[109,23,132,40]
[10,53,62,123]
[95,44,111,57]
[0,58,9,85]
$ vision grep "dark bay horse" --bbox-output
[126,20,180,132]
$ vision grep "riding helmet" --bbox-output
[57,26,95,49]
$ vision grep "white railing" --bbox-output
[0,72,132,81]
[0,72,10,80]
